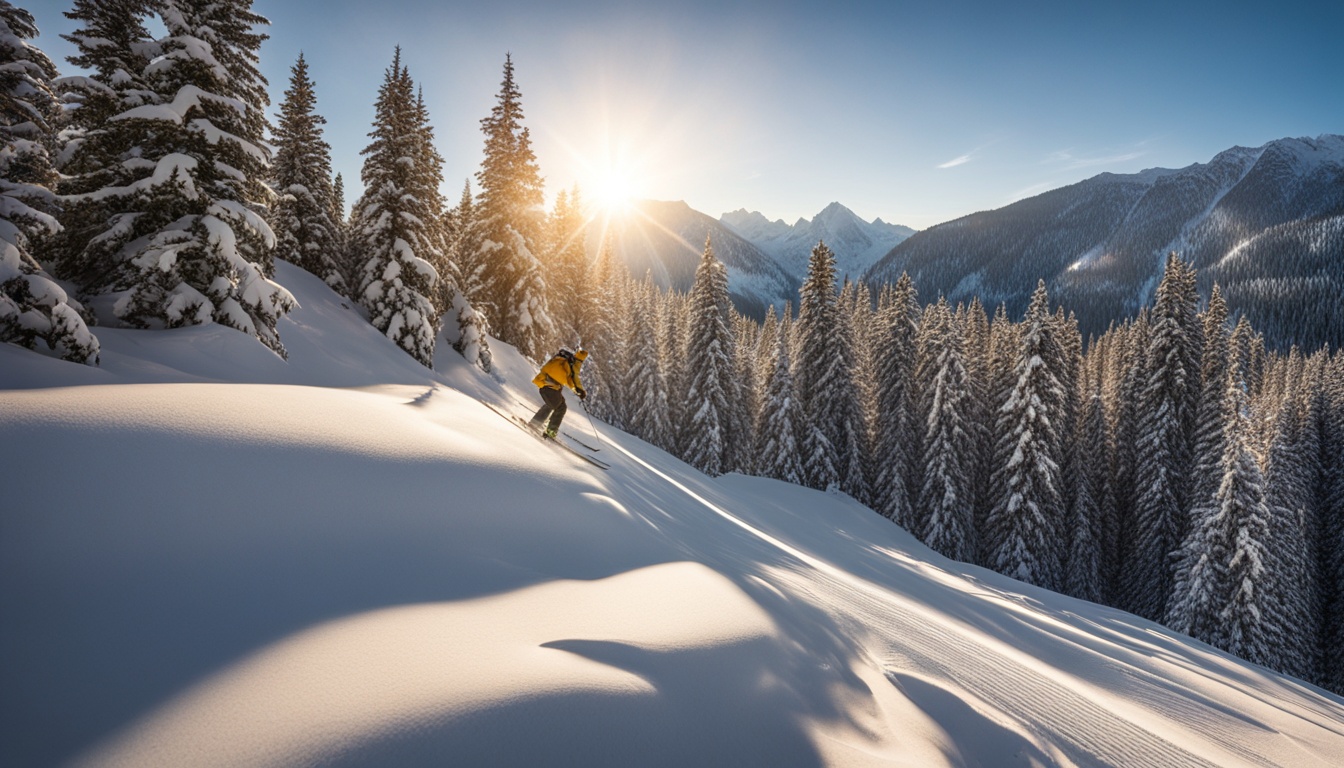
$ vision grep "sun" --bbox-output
[587,166,637,215]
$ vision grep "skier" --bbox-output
[529,347,588,439]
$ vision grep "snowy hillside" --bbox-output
[722,202,915,285]
[3,262,1344,767]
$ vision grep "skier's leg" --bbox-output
[529,387,555,429]
[544,389,568,434]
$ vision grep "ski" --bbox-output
[561,431,601,452]
[481,402,610,470]
[508,396,602,452]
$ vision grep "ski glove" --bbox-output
[576,387,587,400]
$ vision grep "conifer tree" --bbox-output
[545,185,592,349]
[474,54,551,359]
[1064,385,1106,602]
[1169,285,1235,627]
[915,298,977,561]
[0,1,100,363]
[1123,255,1200,620]
[583,234,621,423]
[729,309,759,473]
[57,0,155,131]
[755,311,805,484]
[443,180,490,370]
[833,280,868,499]
[1259,365,1321,679]
[331,172,347,227]
[963,297,995,541]
[349,49,440,366]
[870,274,920,526]
[60,0,294,355]
[660,288,691,455]
[984,281,1065,588]
[795,241,855,491]
[411,84,450,310]
[619,274,671,446]
[980,304,1021,565]
[1212,374,1275,666]
[681,237,734,475]
[269,53,345,293]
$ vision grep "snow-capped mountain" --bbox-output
[864,134,1344,348]
[721,202,916,286]
[589,200,798,317]
[4,261,1343,766]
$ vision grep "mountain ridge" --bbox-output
[865,134,1344,348]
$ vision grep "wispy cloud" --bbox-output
[938,154,973,169]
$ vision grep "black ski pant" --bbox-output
[529,386,567,432]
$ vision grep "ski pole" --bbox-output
[580,398,605,449]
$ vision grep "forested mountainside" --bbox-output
[865,135,1344,349]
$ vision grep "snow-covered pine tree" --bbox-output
[0,1,100,364]
[269,53,344,293]
[349,49,439,366]
[984,281,1065,588]
[544,185,592,350]
[754,309,805,485]
[659,287,690,455]
[582,233,621,424]
[795,240,858,492]
[331,172,346,227]
[869,274,919,526]
[845,280,879,504]
[474,54,551,360]
[442,180,490,371]
[914,298,976,561]
[752,303,780,469]
[1123,255,1200,620]
[1212,371,1275,667]
[411,85,451,309]
[833,280,868,500]
[978,304,1020,565]
[681,236,735,476]
[1191,286,1234,514]
[1168,285,1235,628]
[56,0,155,131]
[1258,357,1322,679]
[599,271,636,429]
[54,0,295,356]
[1108,312,1148,597]
[1063,383,1107,602]
[729,309,758,474]
[962,297,994,543]
[619,274,671,445]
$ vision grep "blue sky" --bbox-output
[28,0,1343,229]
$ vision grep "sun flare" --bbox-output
[587,166,637,215]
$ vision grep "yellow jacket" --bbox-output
[533,354,584,392]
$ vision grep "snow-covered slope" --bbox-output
[3,262,1343,767]
[722,202,915,286]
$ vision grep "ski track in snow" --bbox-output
[592,427,1334,767]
